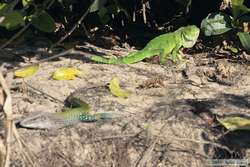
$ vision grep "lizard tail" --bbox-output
[79,112,114,122]
[90,56,122,64]
[96,112,114,119]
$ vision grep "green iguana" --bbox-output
[89,25,200,64]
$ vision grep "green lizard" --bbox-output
[90,25,200,64]
[19,98,113,129]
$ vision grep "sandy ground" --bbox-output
[1,50,250,167]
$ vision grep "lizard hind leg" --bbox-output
[119,49,162,64]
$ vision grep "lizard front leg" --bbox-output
[171,48,189,68]
[159,43,183,64]
[159,47,181,64]
[169,44,182,62]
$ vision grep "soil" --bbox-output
[1,45,250,167]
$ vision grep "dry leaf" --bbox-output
[217,116,250,131]
[109,77,130,98]
[14,65,39,78]
[52,67,83,80]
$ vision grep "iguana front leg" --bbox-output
[170,47,189,68]
[159,44,182,64]
[170,44,183,62]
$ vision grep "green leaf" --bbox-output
[109,77,130,98]
[90,0,130,23]
[22,0,32,7]
[231,0,250,19]
[237,32,250,52]
[97,7,110,24]
[0,3,7,10]
[0,3,9,15]
[89,0,108,13]
[229,46,239,53]
[232,5,250,19]
[175,0,192,13]
[0,11,24,30]
[217,116,250,131]
[31,11,56,32]
[201,12,233,36]
[232,0,244,6]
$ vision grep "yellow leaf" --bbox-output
[14,65,39,78]
[217,116,250,131]
[109,77,130,98]
[52,67,83,80]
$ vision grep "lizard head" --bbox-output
[19,113,56,129]
[180,25,200,48]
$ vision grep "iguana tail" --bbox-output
[90,49,161,64]
[90,55,124,64]
[90,51,139,64]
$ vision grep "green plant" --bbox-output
[201,0,250,52]
[89,0,130,24]
[0,0,56,32]
[0,0,129,34]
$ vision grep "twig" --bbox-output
[0,23,30,49]
[160,135,234,154]
[12,126,37,167]
[5,42,133,76]
[4,44,130,77]
[56,152,77,167]
[81,22,91,39]
[50,6,90,48]
[0,137,6,167]
[142,2,147,24]
[135,139,157,167]
[134,123,168,167]
[91,134,137,143]
[5,49,85,75]
[76,42,135,55]
[3,122,12,167]
[0,70,12,167]
[24,81,64,104]
[46,0,55,9]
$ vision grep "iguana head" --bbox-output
[180,25,200,48]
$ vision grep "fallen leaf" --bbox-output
[52,67,83,80]
[217,116,250,131]
[109,77,130,98]
[14,65,39,78]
